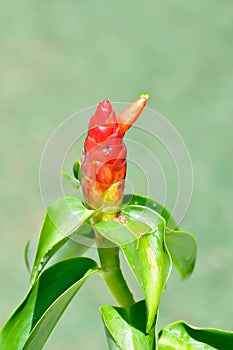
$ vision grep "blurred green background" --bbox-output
[0,0,233,349]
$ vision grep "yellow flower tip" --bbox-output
[139,93,149,102]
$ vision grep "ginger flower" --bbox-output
[81,94,149,211]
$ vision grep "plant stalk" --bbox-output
[98,246,135,308]
[92,212,135,308]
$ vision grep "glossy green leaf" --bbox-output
[123,194,179,230]
[96,205,172,332]
[123,194,197,279]
[25,233,38,273]
[0,257,98,350]
[158,321,233,349]
[62,171,80,189]
[165,230,197,280]
[25,231,92,274]
[101,300,156,350]
[73,160,81,181]
[31,197,94,283]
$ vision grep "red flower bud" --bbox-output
[81,95,149,211]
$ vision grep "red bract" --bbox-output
[81,95,149,211]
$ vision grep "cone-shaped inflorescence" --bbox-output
[81,95,149,212]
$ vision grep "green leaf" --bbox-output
[25,233,38,273]
[62,171,80,189]
[0,257,98,350]
[31,197,94,283]
[96,205,172,332]
[100,300,156,350]
[123,194,197,279]
[165,230,197,280]
[158,321,233,349]
[73,160,81,181]
[123,194,179,230]
[25,231,91,274]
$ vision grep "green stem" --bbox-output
[98,246,135,307]
[92,213,135,308]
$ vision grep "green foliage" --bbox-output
[100,300,156,350]
[0,190,230,349]
[122,194,179,230]
[123,194,197,280]
[165,230,197,280]
[25,233,89,274]
[31,196,94,283]
[158,321,233,350]
[73,160,81,181]
[96,204,171,332]
[0,257,98,350]
[62,171,80,189]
